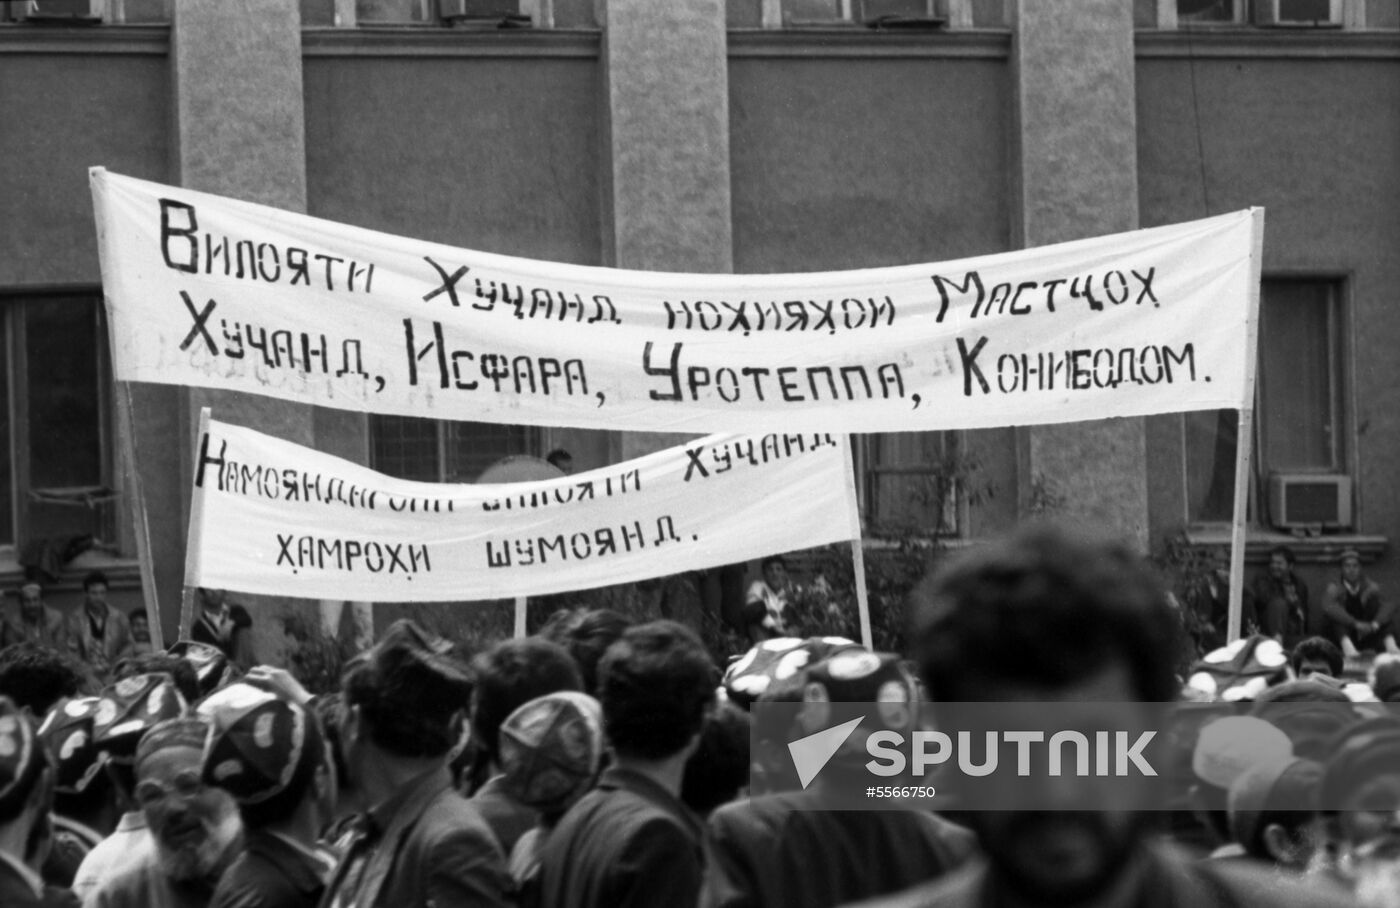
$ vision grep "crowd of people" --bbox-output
[2,525,1400,907]
[1181,546,1397,659]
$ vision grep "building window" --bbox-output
[1160,0,1349,28]
[860,431,959,536]
[750,0,978,28]
[0,0,170,24]
[0,293,114,551]
[1185,278,1347,525]
[369,415,538,483]
[1173,0,1245,24]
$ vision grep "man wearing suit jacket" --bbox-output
[538,620,717,908]
[321,621,511,908]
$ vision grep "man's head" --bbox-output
[134,717,240,882]
[1291,636,1344,680]
[760,556,789,590]
[471,638,582,768]
[0,695,56,869]
[17,583,43,623]
[911,523,1178,905]
[1372,655,1400,703]
[539,609,633,697]
[200,684,332,831]
[1269,546,1296,580]
[82,571,109,609]
[0,642,84,718]
[545,448,574,475]
[130,610,150,645]
[1250,681,1359,761]
[1228,757,1324,869]
[197,588,226,615]
[598,620,717,762]
[1341,550,1363,585]
[498,691,604,820]
[681,701,752,817]
[339,621,473,779]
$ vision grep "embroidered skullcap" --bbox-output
[1185,634,1291,702]
[166,640,238,699]
[135,716,210,772]
[38,696,106,795]
[498,691,603,812]
[800,650,919,736]
[92,672,190,760]
[199,683,321,806]
[722,636,863,708]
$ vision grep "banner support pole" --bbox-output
[1227,208,1267,643]
[839,435,873,650]
[1226,407,1254,643]
[115,381,165,652]
[513,596,528,639]
[180,407,213,642]
[851,539,873,650]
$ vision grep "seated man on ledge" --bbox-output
[1322,550,1397,658]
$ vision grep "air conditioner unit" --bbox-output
[1268,473,1352,530]
[19,0,103,23]
[1253,0,1343,27]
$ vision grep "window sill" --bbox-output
[0,548,143,592]
[1182,526,1387,565]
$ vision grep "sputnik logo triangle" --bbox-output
[788,716,864,790]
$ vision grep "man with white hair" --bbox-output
[87,717,243,908]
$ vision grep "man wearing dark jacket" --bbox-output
[200,681,336,908]
[538,620,717,908]
[321,621,511,908]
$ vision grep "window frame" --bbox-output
[1154,0,1357,29]
[1180,273,1355,529]
[855,431,963,538]
[760,0,978,29]
[368,414,542,484]
[0,288,116,553]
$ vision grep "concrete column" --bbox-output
[1012,0,1150,549]
[597,0,732,460]
[171,0,312,453]
[141,0,367,650]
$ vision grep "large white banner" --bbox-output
[93,168,1262,434]
[186,419,861,601]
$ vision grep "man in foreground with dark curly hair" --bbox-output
[538,619,717,908]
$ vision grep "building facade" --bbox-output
[2,0,1397,649]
